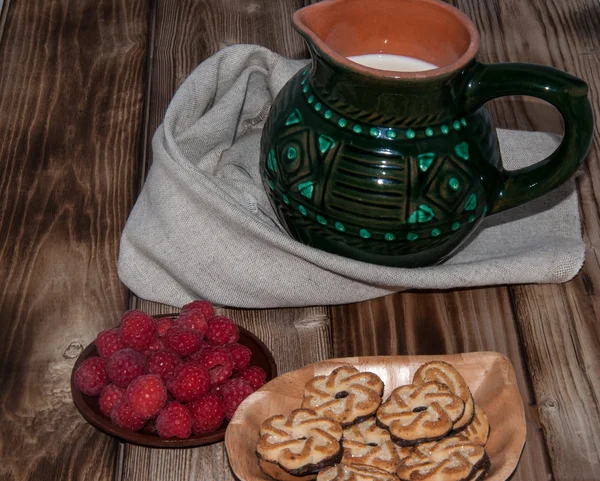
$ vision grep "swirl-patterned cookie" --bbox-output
[256,409,343,476]
[317,463,399,481]
[413,361,475,432]
[342,418,412,473]
[302,366,384,427]
[462,404,490,446]
[396,435,489,481]
[376,382,465,446]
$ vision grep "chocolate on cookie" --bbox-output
[259,459,317,481]
[256,409,343,476]
[376,382,465,446]
[302,366,384,427]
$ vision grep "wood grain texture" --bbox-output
[331,288,552,480]
[453,0,600,478]
[0,0,589,480]
[0,0,149,480]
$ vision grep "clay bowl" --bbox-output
[225,352,526,480]
[71,314,277,448]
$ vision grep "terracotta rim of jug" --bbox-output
[293,0,480,80]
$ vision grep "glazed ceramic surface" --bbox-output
[260,0,593,267]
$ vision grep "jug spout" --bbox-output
[293,0,480,125]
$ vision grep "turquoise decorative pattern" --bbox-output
[455,142,470,160]
[418,153,435,172]
[263,162,482,242]
[301,82,467,141]
[407,205,435,224]
[465,193,477,210]
[286,109,302,126]
[267,149,277,172]
[318,135,335,153]
[298,181,314,199]
[286,146,298,160]
[260,68,493,266]
[449,177,460,191]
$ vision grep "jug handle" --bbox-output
[464,62,593,215]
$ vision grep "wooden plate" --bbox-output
[225,352,526,480]
[71,314,277,448]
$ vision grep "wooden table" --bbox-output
[0,0,598,480]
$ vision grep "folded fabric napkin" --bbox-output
[117,45,584,308]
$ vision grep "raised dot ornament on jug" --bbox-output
[260,0,593,267]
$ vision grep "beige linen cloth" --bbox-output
[117,45,584,308]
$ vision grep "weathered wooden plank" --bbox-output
[0,0,149,479]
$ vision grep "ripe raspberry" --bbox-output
[226,343,252,371]
[99,384,125,417]
[95,328,124,359]
[147,350,181,382]
[110,402,146,431]
[155,317,175,337]
[236,366,267,390]
[194,346,234,386]
[188,393,225,434]
[167,362,210,402]
[206,318,239,345]
[220,378,254,420]
[106,348,147,388]
[165,327,202,357]
[182,300,215,318]
[126,374,167,419]
[176,309,209,337]
[156,402,193,439]
[74,357,109,396]
[144,337,166,355]
[119,310,156,351]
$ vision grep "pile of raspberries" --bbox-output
[73,300,267,439]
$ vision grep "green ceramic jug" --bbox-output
[260,0,593,267]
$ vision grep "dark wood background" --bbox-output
[0,0,598,480]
